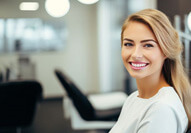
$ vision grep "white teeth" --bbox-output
[131,63,146,67]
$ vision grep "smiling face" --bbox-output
[121,21,166,80]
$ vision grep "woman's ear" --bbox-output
[163,54,167,60]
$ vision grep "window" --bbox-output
[0,18,68,53]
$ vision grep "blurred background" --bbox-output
[0,0,191,133]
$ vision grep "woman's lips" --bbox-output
[129,62,149,70]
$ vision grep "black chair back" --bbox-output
[54,69,96,120]
[0,80,42,128]
[187,128,191,133]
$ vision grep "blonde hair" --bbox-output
[121,9,191,128]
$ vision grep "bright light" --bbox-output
[187,12,191,31]
[19,2,39,11]
[77,0,99,5]
[45,0,70,18]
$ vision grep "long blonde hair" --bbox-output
[121,9,191,128]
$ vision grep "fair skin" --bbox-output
[121,21,169,99]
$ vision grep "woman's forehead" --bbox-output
[123,21,157,41]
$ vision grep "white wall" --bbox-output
[0,0,99,98]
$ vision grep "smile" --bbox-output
[129,62,149,70]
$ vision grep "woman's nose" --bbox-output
[132,46,143,60]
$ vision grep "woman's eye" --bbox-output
[124,43,133,47]
[144,44,153,48]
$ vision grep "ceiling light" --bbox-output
[77,0,99,5]
[19,2,39,11]
[45,0,70,18]
[187,11,191,31]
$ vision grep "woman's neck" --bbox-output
[136,74,169,99]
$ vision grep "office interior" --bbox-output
[0,0,191,133]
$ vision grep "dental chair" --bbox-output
[187,128,191,133]
[0,80,43,133]
[54,69,127,130]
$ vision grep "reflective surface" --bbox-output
[0,18,68,53]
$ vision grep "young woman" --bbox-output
[109,9,191,133]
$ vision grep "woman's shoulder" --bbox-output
[125,90,139,100]
[140,100,188,133]
[153,87,185,112]
[155,87,183,106]
[122,90,139,106]
[151,86,188,126]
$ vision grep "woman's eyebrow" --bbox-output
[123,38,158,44]
[141,39,157,43]
[123,38,134,42]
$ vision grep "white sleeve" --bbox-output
[137,103,177,133]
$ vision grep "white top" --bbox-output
[109,87,188,133]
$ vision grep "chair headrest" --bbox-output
[0,80,43,127]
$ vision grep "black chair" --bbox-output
[187,127,191,133]
[0,80,43,132]
[54,69,121,121]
